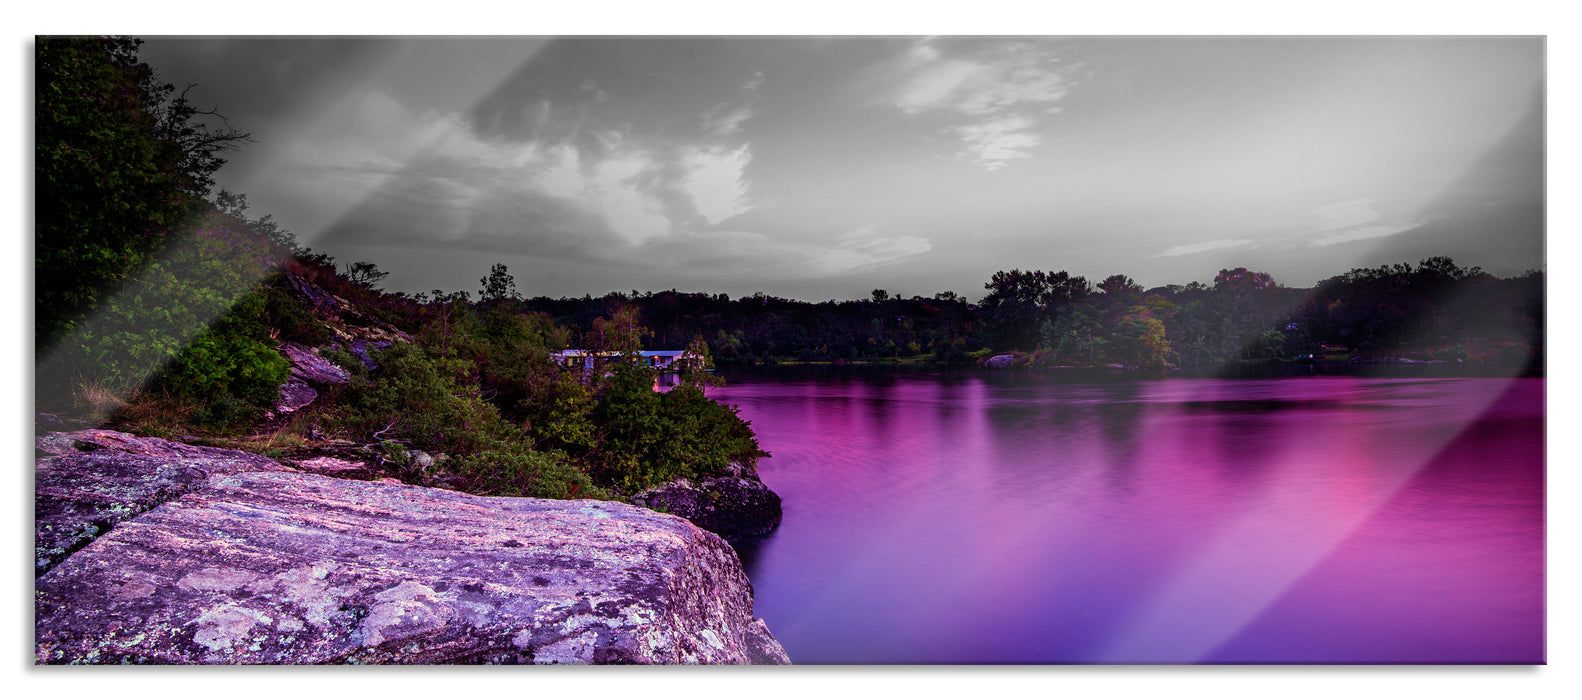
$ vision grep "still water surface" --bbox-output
[710,368,1544,664]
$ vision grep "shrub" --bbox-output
[584,362,767,493]
[325,343,513,455]
[453,446,605,500]
[37,212,290,422]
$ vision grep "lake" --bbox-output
[708,367,1545,664]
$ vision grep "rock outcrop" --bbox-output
[34,431,296,576]
[279,342,352,385]
[280,269,412,347]
[35,465,788,664]
[632,475,783,540]
[275,341,352,413]
[35,429,291,468]
[331,338,393,372]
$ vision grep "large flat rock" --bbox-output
[34,434,296,576]
[35,471,789,665]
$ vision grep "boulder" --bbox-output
[276,376,319,413]
[984,354,1016,369]
[34,439,295,576]
[279,342,351,385]
[36,471,789,665]
[632,476,783,540]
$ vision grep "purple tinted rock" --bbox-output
[34,444,293,576]
[984,354,1016,369]
[289,456,379,481]
[35,471,789,665]
[279,342,350,385]
[277,376,319,413]
[632,476,783,540]
[284,271,340,311]
[46,430,293,472]
[343,339,392,371]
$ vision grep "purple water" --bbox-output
[710,369,1545,664]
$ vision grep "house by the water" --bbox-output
[550,349,704,372]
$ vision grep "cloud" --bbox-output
[294,82,769,272]
[955,115,1040,171]
[1309,224,1422,248]
[638,226,932,281]
[703,105,755,137]
[887,39,1076,170]
[1302,198,1382,233]
[1154,239,1255,257]
[291,75,914,289]
[813,233,933,275]
[1297,198,1421,248]
[682,145,753,225]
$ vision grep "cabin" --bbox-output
[550,349,705,372]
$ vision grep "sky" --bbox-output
[133,36,1545,302]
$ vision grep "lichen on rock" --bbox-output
[35,471,789,665]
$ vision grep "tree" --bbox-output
[215,189,299,252]
[35,37,193,351]
[981,269,1090,351]
[36,37,257,354]
[681,334,722,388]
[141,81,251,200]
[342,261,390,288]
[1109,315,1170,370]
[1096,274,1143,308]
[480,263,520,302]
[1258,329,1287,358]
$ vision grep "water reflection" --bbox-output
[709,368,1543,664]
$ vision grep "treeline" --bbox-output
[512,288,981,365]
[35,37,764,502]
[506,260,1542,371]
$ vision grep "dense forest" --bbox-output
[501,259,1543,373]
[35,38,1544,501]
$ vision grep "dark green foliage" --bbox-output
[319,347,369,380]
[454,447,604,500]
[584,362,767,493]
[519,371,599,457]
[479,263,520,302]
[517,289,982,365]
[155,300,290,407]
[190,395,259,432]
[980,269,1091,352]
[35,36,290,428]
[36,211,291,419]
[35,37,194,351]
[327,343,514,455]
[260,277,331,346]
[322,341,613,500]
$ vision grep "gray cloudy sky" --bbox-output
[137,36,1544,301]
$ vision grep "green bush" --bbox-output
[326,343,513,455]
[190,395,259,432]
[453,446,605,500]
[261,277,331,346]
[583,361,767,493]
[156,291,290,407]
[37,212,290,421]
[324,342,607,500]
